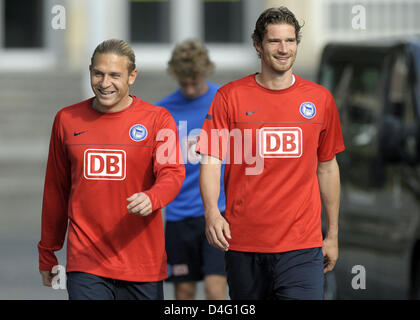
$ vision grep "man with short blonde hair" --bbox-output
[38,39,185,300]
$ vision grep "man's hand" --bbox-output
[40,270,55,287]
[205,209,231,252]
[199,155,228,251]
[322,235,338,273]
[127,192,152,216]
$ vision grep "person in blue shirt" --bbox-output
[156,39,227,300]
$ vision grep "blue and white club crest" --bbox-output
[129,124,148,142]
[299,102,316,119]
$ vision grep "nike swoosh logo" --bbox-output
[74,130,88,136]
[246,110,258,116]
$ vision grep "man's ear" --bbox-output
[128,68,138,85]
[253,40,263,57]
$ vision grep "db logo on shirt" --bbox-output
[84,149,126,180]
[259,127,302,158]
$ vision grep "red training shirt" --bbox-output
[197,74,345,253]
[38,96,185,281]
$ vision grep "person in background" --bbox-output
[156,39,227,300]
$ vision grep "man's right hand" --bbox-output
[40,270,54,287]
[205,210,231,252]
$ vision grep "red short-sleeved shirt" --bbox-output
[197,74,345,253]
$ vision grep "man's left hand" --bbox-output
[322,235,338,273]
[127,192,153,216]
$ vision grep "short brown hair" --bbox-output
[167,39,215,79]
[91,39,136,73]
[252,7,303,55]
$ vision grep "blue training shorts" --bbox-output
[165,215,226,282]
[66,272,163,300]
[225,247,324,300]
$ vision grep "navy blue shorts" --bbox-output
[66,272,163,300]
[165,215,226,282]
[225,247,324,300]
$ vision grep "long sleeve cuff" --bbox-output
[38,241,59,271]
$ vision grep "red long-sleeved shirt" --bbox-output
[38,96,185,281]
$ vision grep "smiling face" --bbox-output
[89,53,138,113]
[255,23,297,76]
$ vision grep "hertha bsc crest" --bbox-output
[299,102,316,119]
[129,124,148,141]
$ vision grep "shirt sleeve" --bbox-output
[196,90,230,161]
[317,91,345,161]
[143,109,186,211]
[38,112,71,271]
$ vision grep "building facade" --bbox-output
[1,0,419,73]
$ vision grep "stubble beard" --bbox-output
[270,53,296,75]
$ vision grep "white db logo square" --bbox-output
[84,149,126,180]
[259,127,302,158]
